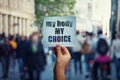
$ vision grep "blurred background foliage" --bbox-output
[35,0,76,27]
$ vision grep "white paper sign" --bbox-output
[42,16,76,47]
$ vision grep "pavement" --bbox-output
[0,55,118,80]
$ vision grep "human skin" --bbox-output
[53,44,71,80]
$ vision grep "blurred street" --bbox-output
[0,55,118,80]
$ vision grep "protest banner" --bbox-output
[42,16,76,47]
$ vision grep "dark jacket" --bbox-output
[1,42,12,57]
[0,43,3,57]
[16,39,26,59]
[0,39,4,57]
[24,40,46,71]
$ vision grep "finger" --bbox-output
[61,46,70,55]
[56,44,62,57]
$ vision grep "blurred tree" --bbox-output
[35,0,75,27]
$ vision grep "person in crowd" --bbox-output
[0,34,4,44]
[9,35,17,71]
[0,33,5,54]
[24,32,46,80]
[1,32,5,40]
[38,32,47,66]
[16,36,26,80]
[97,30,111,46]
[1,37,13,79]
[9,35,17,51]
[72,31,83,74]
[0,34,4,56]
[92,38,111,80]
[111,32,120,80]
[85,32,96,77]
[81,39,90,77]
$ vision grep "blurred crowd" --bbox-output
[0,30,120,80]
[70,30,120,80]
[0,32,46,80]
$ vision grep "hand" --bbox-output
[54,44,71,70]
[53,44,71,80]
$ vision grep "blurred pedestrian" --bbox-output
[111,32,120,80]
[92,38,111,80]
[24,32,46,80]
[85,32,96,77]
[72,31,83,74]
[81,39,90,76]
[16,36,26,80]
[0,34,4,58]
[9,35,17,71]
[1,37,12,79]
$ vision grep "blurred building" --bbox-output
[117,0,120,32]
[110,0,118,40]
[75,0,111,37]
[92,0,111,37]
[75,0,92,32]
[0,0,35,36]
